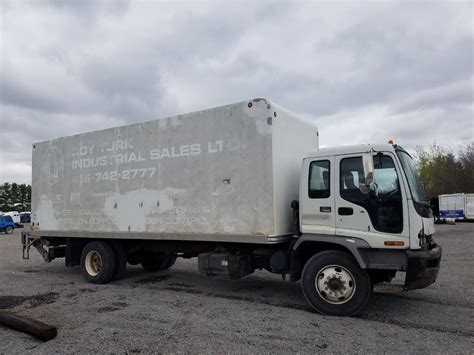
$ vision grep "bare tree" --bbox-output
[415,142,474,198]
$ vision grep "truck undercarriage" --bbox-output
[22,228,441,316]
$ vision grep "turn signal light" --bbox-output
[384,241,404,246]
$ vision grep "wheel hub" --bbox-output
[315,265,356,304]
[327,278,344,292]
[85,251,102,276]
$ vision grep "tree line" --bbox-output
[415,142,474,199]
[0,183,31,212]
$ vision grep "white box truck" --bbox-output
[23,99,441,316]
[439,193,474,220]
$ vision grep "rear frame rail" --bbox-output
[22,232,52,262]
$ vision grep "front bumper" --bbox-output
[404,244,442,290]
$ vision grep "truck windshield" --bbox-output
[396,150,428,204]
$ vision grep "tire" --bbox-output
[80,241,117,284]
[127,253,141,266]
[301,250,371,316]
[141,255,177,272]
[111,242,127,281]
[164,255,177,269]
[5,226,13,234]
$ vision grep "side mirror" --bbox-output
[359,153,377,195]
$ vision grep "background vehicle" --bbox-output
[20,212,31,224]
[4,211,23,227]
[22,99,441,316]
[1,215,17,234]
[466,194,474,220]
[439,193,474,221]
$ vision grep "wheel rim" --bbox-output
[315,265,356,304]
[6,227,12,233]
[85,250,102,276]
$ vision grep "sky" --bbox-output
[1,0,473,184]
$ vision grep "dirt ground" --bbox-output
[1,223,473,354]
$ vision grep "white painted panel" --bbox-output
[465,194,474,219]
[32,99,316,239]
[32,100,274,236]
[439,193,466,219]
[271,103,319,235]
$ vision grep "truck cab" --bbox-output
[292,143,441,315]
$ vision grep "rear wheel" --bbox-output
[5,226,13,234]
[163,255,177,269]
[301,250,371,316]
[80,241,117,284]
[111,242,127,281]
[141,255,177,272]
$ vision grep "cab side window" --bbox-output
[340,154,403,233]
[340,157,365,204]
[373,156,399,194]
[309,160,330,198]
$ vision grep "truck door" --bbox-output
[300,157,336,235]
[335,153,409,245]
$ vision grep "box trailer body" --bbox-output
[439,193,466,220]
[464,194,474,220]
[31,99,318,243]
[23,98,442,317]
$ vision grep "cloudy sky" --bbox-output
[1,0,473,184]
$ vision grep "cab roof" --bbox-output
[305,144,397,159]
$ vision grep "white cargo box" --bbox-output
[464,194,474,220]
[439,193,466,220]
[32,99,318,243]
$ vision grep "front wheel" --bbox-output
[301,250,371,316]
[5,226,13,234]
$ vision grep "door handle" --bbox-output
[320,206,331,213]
[338,207,354,215]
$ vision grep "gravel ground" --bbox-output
[0,224,473,354]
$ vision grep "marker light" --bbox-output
[384,241,404,246]
[388,139,394,144]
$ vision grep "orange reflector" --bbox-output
[384,241,404,246]
[388,139,394,144]
[248,102,253,108]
